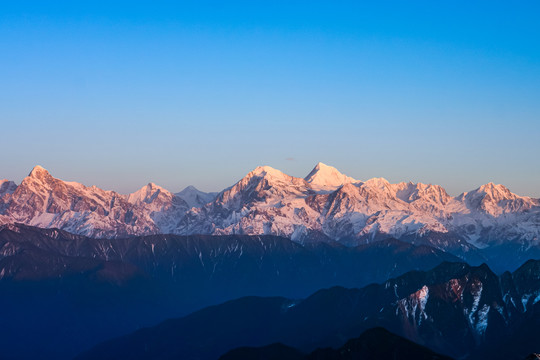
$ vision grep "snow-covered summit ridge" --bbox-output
[251,165,287,177]
[246,165,303,185]
[177,163,540,249]
[305,162,359,188]
[127,182,172,205]
[457,182,538,217]
[28,165,49,178]
[27,165,55,184]
[0,164,539,251]
[0,166,197,237]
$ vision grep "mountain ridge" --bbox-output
[0,223,462,360]
[1,164,539,266]
[76,260,540,360]
[220,327,454,360]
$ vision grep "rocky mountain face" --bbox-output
[1,164,539,267]
[0,166,215,238]
[178,163,540,267]
[126,182,190,234]
[208,165,537,247]
[77,261,540,360]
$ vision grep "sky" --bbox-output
[1,1,539,196]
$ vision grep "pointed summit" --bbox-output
[28,165,50,178]
[127,182,171,205]
[304,162,358,188]
[478,182,511,194]
[26,165,55,184]
[458,182,516,203]
[475,182,515,202]
[176,186,218,208]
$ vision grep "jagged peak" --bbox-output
[21,166,57,188]
[146,182,161,189]
[135,182,167,193]
[394,181,451,204]
[134,182,166,192]
[305,162,357,187]
[413,182,448,194]
[28,165,51,179]
[474,182,515,200]
[457,182,536,216]
[127,182,173,205]
[478,182,510,193]
[457,182,513,200]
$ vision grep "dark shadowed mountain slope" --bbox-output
[305,327,453,360]
[77,261,540,360]
[0,223,460,360]
[0,223,461,299]
[220,327,453,360]
[220,343,304,360]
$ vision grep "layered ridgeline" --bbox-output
[219,327,454,360]
[0,223,459,360]
[1,164,540,268]
[78,260,540,360]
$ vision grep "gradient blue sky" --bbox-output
[1,1,539,196]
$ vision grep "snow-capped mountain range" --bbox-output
[1,163,539,253]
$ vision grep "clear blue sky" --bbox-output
[1,1,539,196]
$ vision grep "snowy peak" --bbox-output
[362,177,390,189]
[127,183,172,205]
[249,165,294,182]
[176,186,217,208]
[461,182,516,203]
[213,165,307,208]
[1,164,539,250]
[19,166,62,194]
[304,162,358,188]
[237,165,306,190]
[459,182,537,216]
[1,166,167,237]
[29,165,49,177]
[126,183,189,231]
[477,182,513,200]
[395,182,451,205]
[27,165,54,183]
